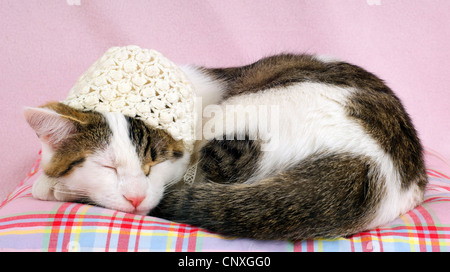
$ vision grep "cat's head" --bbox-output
[24,102,190,215]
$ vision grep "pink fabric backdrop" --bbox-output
[1,0,449,200]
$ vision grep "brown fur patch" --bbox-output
[206,54,392,97]
[345,91,427,190]
[125,116,185,176]
[198,134,261,184]
[40,102,111,178]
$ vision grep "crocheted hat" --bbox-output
[63,45,195,151]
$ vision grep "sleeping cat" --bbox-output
[24,54,427,240]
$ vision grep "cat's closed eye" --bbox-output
[142,161,159,176]
[102,165,118,174]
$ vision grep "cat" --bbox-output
[24,53,427,240]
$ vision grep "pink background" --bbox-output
[1,0,449,200]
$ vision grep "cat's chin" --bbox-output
[114,206,152,216]
[134,209,151,216]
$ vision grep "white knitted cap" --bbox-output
[63,45,195,151]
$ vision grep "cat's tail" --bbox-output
[149,155,385,241]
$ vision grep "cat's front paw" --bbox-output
[32,174,58,201]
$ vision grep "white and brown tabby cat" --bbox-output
[24,54,427,240]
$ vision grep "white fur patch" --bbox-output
[181,65,225,107]
[315,55,341,63]
[32,174,58,201]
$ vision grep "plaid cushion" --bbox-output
[1,148,449,252]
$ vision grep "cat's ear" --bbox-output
[24,103,82,147]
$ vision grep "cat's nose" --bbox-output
[124,195,145,208]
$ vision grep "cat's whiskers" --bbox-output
[52,188,90,198]
[163,177,182,190]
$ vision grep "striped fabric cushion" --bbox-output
[1,149,449,252]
